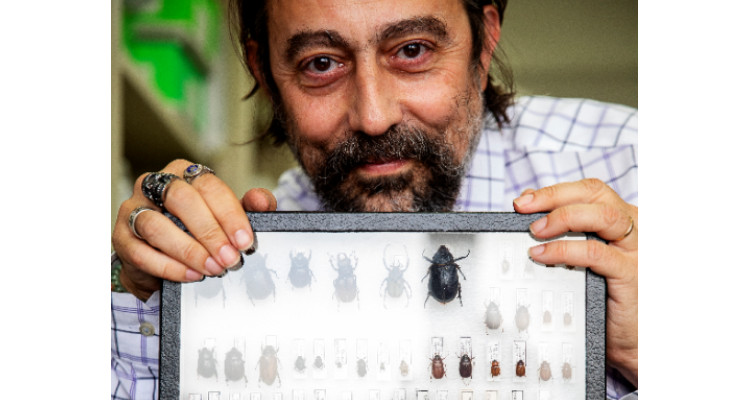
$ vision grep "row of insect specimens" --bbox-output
[485,288,578,334]
[195,336,578,387]
[188,386,555,400]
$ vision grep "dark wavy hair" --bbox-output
[229,0,514,145]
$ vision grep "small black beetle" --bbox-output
[288,250,315,289]
[243,253,278,305]
[458,353,475,380]
[331,252,359,305]
[313,355,325,370]
[380,246,412,307]
[422,245,469,306]
[197,347,218,380]
[224,347,248,384]
[257,345,281,386]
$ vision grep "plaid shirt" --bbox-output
[111,96,638,399]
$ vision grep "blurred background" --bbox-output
[111,0,637,229]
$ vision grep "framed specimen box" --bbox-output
[160,212,606,400]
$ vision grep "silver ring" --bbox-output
[128,206,155,240]
[141,172,180,209]
[184,164,215,184]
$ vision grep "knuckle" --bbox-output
[601,204,621,227]
[582,178,606,194]
[165,182,193,204]
[199,224,228,244]
[555,207,573,226]
[179,242,207,265]
[167,159,192,171]
[586,241,607,263]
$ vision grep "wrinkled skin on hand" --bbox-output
[514,178,637,388]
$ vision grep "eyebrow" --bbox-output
[284,16,450,64]
[285,30,351,64]
[377,16,449,43]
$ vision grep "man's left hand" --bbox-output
[513,178,638,388]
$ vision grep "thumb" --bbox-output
[242,188,278,212]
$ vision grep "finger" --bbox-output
[242,188,278,212]
[131,207,228,276]
[529,203,637,245]
[513,178,622,213]
[528,239,635,281]
[187,169,257,254]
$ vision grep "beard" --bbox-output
[279,84,484,212]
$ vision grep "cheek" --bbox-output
[279,84,350,146]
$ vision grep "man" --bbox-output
[112,0,637,398]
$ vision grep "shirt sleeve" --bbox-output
[111,287,162,399]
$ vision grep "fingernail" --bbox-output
[219,244,240,267]
[514,193,534,208]
[205,256,224,276]
[234,229,252,251]
[529,244,545,258]
[186,268,203,282]
[530,217,547,235]
[228,255,244,271]
[244,230,258,255]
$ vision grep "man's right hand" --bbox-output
[112,159,277,301]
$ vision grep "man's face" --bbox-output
[264,0,493,211]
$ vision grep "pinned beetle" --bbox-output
[197,347,218,380]
[331,252,359,305]
[380,246,412,307]
[313,355,325,370]
[422,245,469,306]
[356,357,368,377]
[458,353,475,380]
[490,359,501,377]
[257,345,281,386]
[515,304,530,333]
[243,253,278,305]
[399,360,410,377]
[429,354,446,379]
[294,355,306,373]
[484,301,503,330]
[539,360,552,381]
[515,359,526,377]
[562,362,573,381]
[194,275,226,307]
[288,250,315,289]
[224,347,248,384]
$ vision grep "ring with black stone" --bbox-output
[141,172,180,209]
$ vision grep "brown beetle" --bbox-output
[490,360,501,377]
[257,345,281,386]
[430,354,446,379]
[458,353,474,379]
[562,362,572,380]
[515,359,526,377]
[539,360,552,381]
[399,360,409,376]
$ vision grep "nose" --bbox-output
[348,59,402,136]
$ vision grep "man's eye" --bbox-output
[397,43,426,59]
[305,56,338,73]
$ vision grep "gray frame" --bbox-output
[160,212,606,399]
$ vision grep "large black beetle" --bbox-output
[421,245,469,306]
[330,252,359,305]
[242,253,278,305]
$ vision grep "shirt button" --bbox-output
[139,322,155,336]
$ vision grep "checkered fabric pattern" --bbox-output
[275,96,638,212]
[111,96,638,399]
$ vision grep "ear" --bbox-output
[479,5,501,91]
[245,39,269,93]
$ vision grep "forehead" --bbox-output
[267,0,467,42]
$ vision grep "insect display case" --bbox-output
[161,213,606,400]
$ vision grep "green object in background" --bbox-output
[122,0,219,132]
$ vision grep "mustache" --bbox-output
[320,124,463,184]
